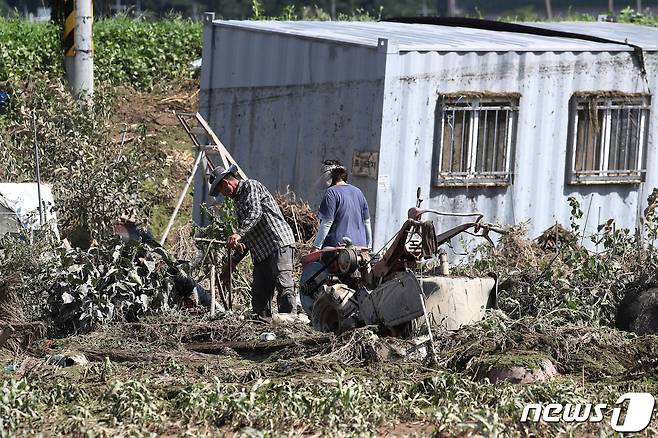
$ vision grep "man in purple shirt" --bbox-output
[312,163,372,250]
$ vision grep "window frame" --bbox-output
[566,93,650,185]
[433,93,519,187]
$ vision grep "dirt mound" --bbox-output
[434,314,658,379]
[474,350,559,384]
[113,79,199,138]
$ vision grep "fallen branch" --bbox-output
[81,348,217,363]
[187,335,334,355]
[0,326,15,349]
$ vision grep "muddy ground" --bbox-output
[3,83,658,437]
[2,309,658,436]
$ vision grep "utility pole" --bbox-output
[447,0,457,16]
[63,0,93,101]
[608,0,614,14]
[545,0,553,19]
[330,0,336,19]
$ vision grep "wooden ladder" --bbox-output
[174,111,247,179]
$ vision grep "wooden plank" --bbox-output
[194,113,248,179]
[187,335,334,355]
[81,349,216,363]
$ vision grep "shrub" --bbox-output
[0,17,201,89]
[0,75,165,240]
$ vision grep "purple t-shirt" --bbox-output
[318,184,370,247]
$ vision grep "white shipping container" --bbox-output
[197,17,658,253]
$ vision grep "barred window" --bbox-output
[434,95,518,186]
[569,94,650,184]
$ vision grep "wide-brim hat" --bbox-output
[313,160,344,190]
[209,164,238,196]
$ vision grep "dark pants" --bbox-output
[252,245,296,316]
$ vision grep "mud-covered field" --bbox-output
[2,303,658,436]
[3,200,658,436]
[2,62,658,437]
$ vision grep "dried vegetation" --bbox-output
[2,19,658,435]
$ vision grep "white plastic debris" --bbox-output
[271,312,310,326]
[259,332,276,342]
[47,353,89,368]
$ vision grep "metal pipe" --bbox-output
[582,194,594,246]
[419,288,437,365]
[419,209,483,218]
[228,247,233,310]
[210,265,216,317]
[32,111,43,226]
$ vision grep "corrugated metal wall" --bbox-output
[198,16,386,228]
[199,18,658,254]
[375,48,658,252]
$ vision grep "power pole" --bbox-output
[545,0,553,18]
[63,0,93,100]
[608,0,614,14]
[447,0,457,16]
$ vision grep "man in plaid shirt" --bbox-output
[209,164,297,317]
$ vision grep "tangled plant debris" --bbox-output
[459,196,658,328]
[3,23,658,433]
[274,190,319,246]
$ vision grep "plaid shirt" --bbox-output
[232,179,295,263]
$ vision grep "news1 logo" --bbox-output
[521,393,655,432]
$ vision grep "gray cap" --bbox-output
[209,164,238,196]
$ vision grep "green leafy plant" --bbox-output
[0,75,166,241]
[47,238,176,334]
[104,379,163,424]
[0,17,201,90]
[0,379,40,433]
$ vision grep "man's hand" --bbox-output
[227,233,242,249]
[310,247,321,254]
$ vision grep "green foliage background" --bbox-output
[0,17,201,89]
[1,5,657,92]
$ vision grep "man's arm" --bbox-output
[313,190,336,250]
[364,218,372,250]
[236,181,264,237]
[313,218,334,249]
